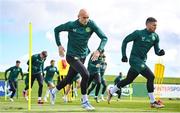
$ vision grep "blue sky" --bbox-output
[0,0,180,77]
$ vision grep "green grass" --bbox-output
[0,94,180,112]
[0,96,180,113]
[0,72,180,112]
[0,81,180,113]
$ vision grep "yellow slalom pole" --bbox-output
[28,22,32,111]
[4,81,7,101]
[154,57,165,100]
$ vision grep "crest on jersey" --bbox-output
[152,36,156,41]
[85,27,91,32]
[141,64,145,68]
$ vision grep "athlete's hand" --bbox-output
[58,46,65,57]
[121,56,128,62]
[91,50,100,61]
[158,49,165,56]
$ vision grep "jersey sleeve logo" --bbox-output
[152,36,156,41]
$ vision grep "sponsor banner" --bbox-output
[0,80,10,96]
[0,80,5,96]
[154,84,180,98]
[107,84,133,96]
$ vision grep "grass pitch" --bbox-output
[0,95,180,113]
[0,74,180,113]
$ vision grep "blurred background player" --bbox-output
[114,72,123,101]
[87,51,104,103]
[62,74,81,103]
[23,73,29,101]
[99,54,107,101]
[23,51,47,104]
[4,60,23,102]
[88,51,107,101]
[43,60,59,102]
[107,17,165,108]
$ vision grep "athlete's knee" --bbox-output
[117,78,132,88]
[127,79,134,84]
[81,71,90,80]
[124,78,134,84]
[65,77,72,84]
[148,74,155,82]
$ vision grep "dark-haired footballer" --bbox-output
[5,60,23,102]
[107,17,165,108]
[23,51,47,104]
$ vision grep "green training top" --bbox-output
[122,29,161,62]
[5,66,23,81]
[114,75,122,85]
[27,54,45,74]
[54,19,108,58]
[44,65,59,81]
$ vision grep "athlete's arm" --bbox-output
[122,30,138,58]
[91,21,108,61]
[54,22,72,47]
[4,67,12,80]
[154,36,165,56]
[92,21,108,52]
[56,67,60,76]
[44,66,48,71]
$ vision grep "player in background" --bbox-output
[5,60,23,102]
[43,60,60,102]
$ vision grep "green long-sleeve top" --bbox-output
[114,75,122,85]
[54,19,108,58]
[5,66,23,81]
[44,65,59,81]
[122,29,161,62]
[87,55,103,75]
[27,54,45,74]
